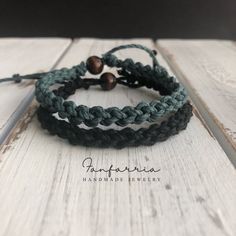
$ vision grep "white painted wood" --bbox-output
[157,40,236,165]
[0,38,71,144]
[0,38,236,236]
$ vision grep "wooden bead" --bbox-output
[86,56,104,75]
[100,72,117,91]
[152,50,158,55]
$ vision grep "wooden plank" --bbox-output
[157,40,236,165]
[0,38,71,144]
[0,38,236,236]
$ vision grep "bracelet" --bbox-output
[37,78,192,148]
[0,44,193,148]
[38,103,192,149]
[35,44,187,127]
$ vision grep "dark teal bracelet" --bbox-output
[0,44,192,148]
[0,44,188,127]
[34,44,187,127]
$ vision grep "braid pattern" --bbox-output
[37,79,192,149]
[35,44,188,127]
[37,103,192,149]
[0,44,193,148]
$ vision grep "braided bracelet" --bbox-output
[0,44,192,148]
[35,44,187,127]
[37,78,192,148]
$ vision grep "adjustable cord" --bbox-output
[0,44,193,148]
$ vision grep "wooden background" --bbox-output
[0,38,235,236]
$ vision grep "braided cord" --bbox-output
[103,44,160,67]
[36,77,192,148]
[35,44,187,127]
[38,103,192,149]
[0,44,189,128]
[38,99,192,149]
[0,43,193,148]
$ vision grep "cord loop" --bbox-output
[102,44,159,68]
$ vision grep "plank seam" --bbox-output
[0,39,73,146]
[156,41,236,167]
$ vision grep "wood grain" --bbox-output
[0,38,236,236]
[0,38,71,144]
[157,40,236,165]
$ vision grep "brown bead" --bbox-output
[100,72,117,91]
[152,50,158,55]
[86,56,104,75]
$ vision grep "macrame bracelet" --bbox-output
[0,44,193,148]
[34,44,187,127]
[37,78,192,148]
[38,103,192,149]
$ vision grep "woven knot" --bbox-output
[34,43,189,128]
[102,54,118,67]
